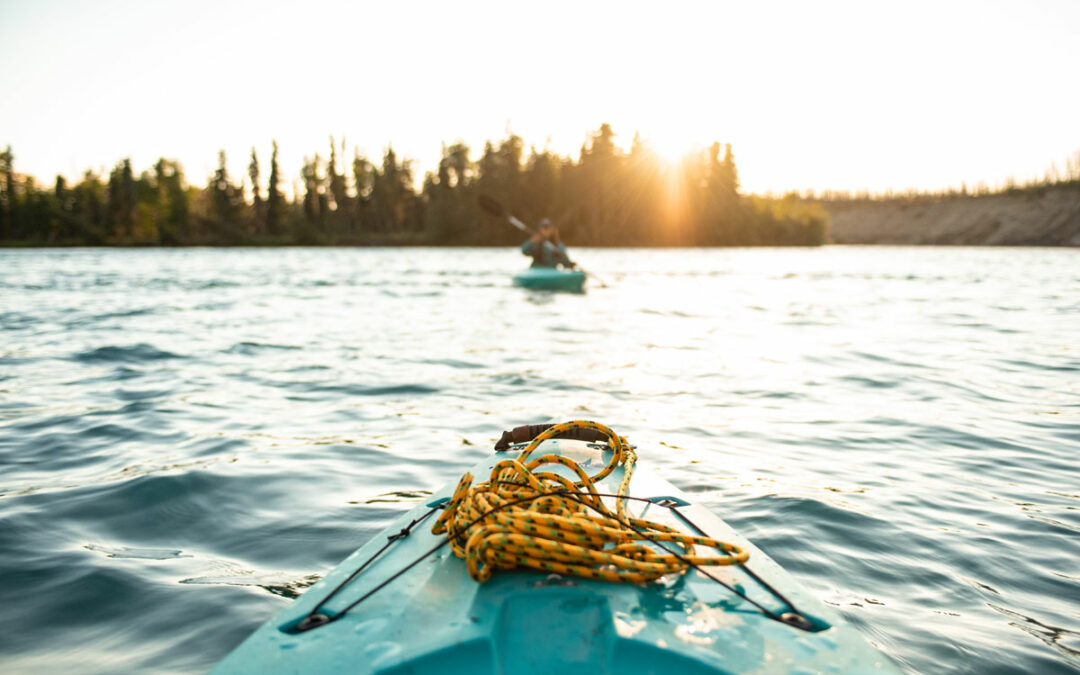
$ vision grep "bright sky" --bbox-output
[2,0,1079,195]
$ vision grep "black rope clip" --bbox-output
[779,612,815,631]
[387,510,437,543]
[294,613,331,632]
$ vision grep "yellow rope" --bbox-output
[432,420,748,584]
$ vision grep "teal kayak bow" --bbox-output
[213,422,901,674]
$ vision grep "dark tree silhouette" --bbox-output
[1,123,842,246]
[265,140,283,236]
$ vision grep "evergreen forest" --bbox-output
[0,124,829,247]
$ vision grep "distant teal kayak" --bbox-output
[513,266,586,292]
[213,425,901,675]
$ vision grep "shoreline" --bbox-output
[4,182,1080,249]
[822,183,1080,246]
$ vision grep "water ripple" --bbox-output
[72,344,184,364]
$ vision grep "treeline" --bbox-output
[0,124,828,247]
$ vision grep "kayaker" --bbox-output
[521,218,575,268]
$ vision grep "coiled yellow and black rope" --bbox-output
[432,420,748,584]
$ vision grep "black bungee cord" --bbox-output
[289,488,814,634]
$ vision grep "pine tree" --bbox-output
[0,146,14,239]
[374,146,411,233]
[523,146,559,229]
[249,148,263,234]
[208,150,243,233]
[265,141,283,235]
[154,159,189,244]
[54,175,72,240]
[300,155,323,232]
[705,142,741,244]
[352,151,374,235]
[73,169,107,243]
[721,143,739,195]
[328,137,347,213]
[578,123,620,243]
[106,158,136,240]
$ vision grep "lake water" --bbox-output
[1,246,1077,674]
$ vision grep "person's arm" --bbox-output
[555,242,574,267]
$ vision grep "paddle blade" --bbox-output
[506,216,531,233]
[477,194,506,218]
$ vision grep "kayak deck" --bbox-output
[213,440,899,674]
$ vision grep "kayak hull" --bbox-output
[512,267,586,292]
[213,440,900,674]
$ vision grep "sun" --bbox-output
[641,131,699,167]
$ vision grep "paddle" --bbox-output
[477,194,534,234]
[477,194,609,288]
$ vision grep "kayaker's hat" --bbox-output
[538,218,553,230]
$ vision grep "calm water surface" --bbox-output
[1,247,1077,673]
